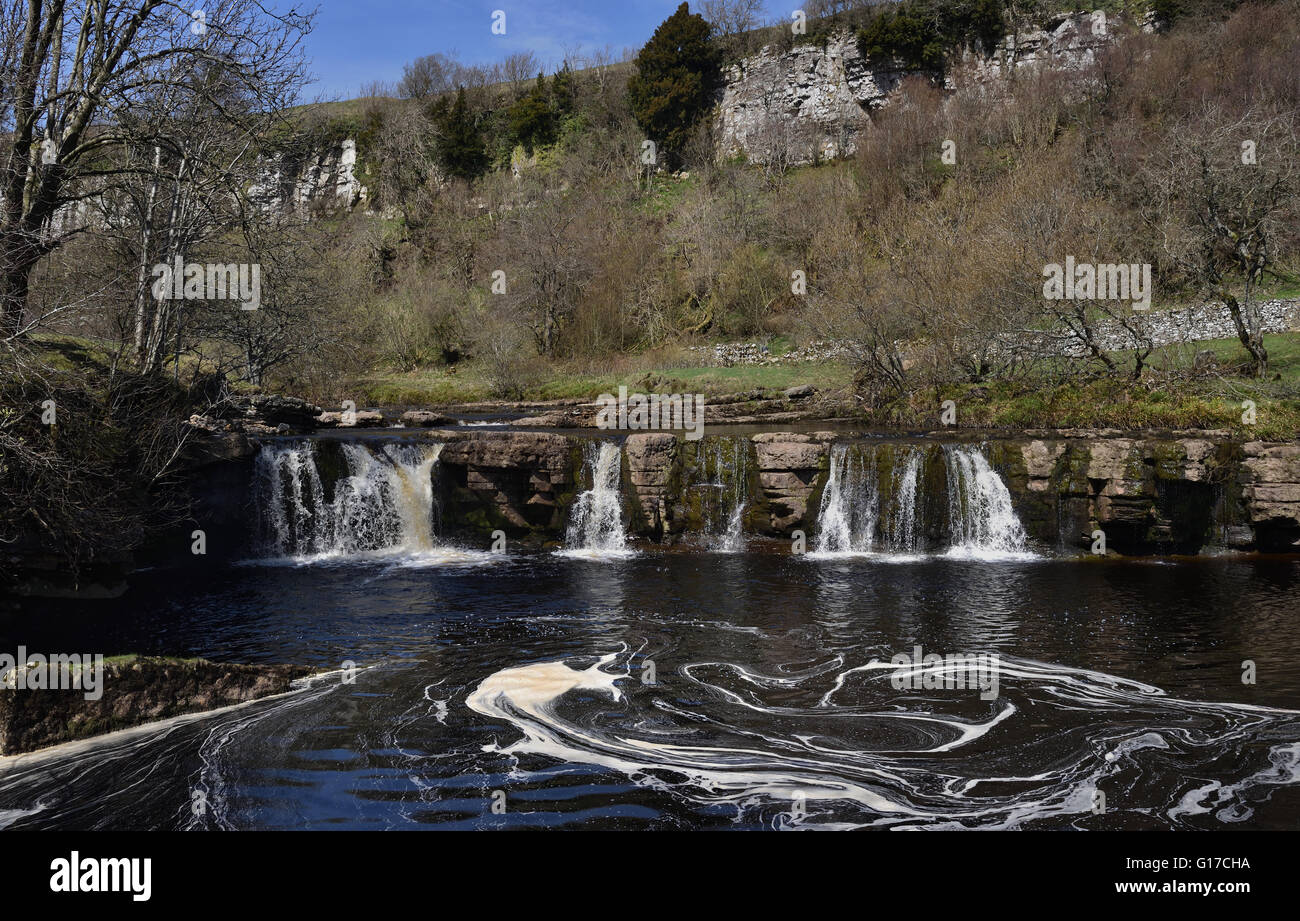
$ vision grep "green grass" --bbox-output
[1146,332,1300,386]
[652,362,851,395]
[913,376,1300,440]
[639,173,697,216]
[350,360,852,406]
[353,370,495,406]
[27,333,119,374]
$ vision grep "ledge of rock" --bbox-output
[753,432,831,533]
[1242,442,1300,550]
[399,410,454,427]
[0,657,316,755]
[436,431,575,534]
[218,394,322,430]
[625,433,678,535]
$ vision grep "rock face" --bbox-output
[436,431,576,535]
[430,430,1299,553]
[753,432,831,533]
[717,31,902,164]
[0,657,314,755]
[717,12,1121,166]
[625,433,678,536]
[150,430,1300,569]
[1242,443,1300,550]
[998,436,1248,553]
[250,137,368,216]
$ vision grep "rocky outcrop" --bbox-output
[164,428,1300,559]
[182,415,255,465]
[718,31,904,164]
[250,137,368,216]
[1242,443,1300,550]
[718,12,1123,165]
[995,437,1238,553]
[753,432,831,532]
[435,430,576,535]
[400,410,455,428]
[625,433,678,535]
[0,657,315,755]
[217,393,323,432]
[316,409,384,428]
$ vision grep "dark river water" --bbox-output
[2,544,1299,830]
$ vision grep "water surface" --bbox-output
[2,547,1297,830]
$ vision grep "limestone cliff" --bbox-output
[716,11,1124,165]
[250,137,369,216]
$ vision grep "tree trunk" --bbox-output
[0,250,34,339]
[1223,291,1269,376]
[132,147,164,363]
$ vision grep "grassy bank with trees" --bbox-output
[4,0,1300,577]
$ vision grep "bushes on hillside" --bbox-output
[857,0,1007,71]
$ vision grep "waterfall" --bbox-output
[561,441,630,557]
[812,443,1031,558]
[944,445,1030,559]
[254,440,443,559]
[688,437,750,552]
[888,449,924,551]
[814,445,880,554]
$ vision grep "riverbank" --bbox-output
[0,656,317,755]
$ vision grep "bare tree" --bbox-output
[398,51,463,101]
[499,51,541,91]
[1135,105,1300,375]
[0,0,311,341]
[498,193,590,356]
[700,0,764,37]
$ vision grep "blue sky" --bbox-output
[301,1,780,101]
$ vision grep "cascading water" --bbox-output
[561,441,630,557]
[254,440,444,559]
[812,443,1030,558]
[944,445,1031,559]
[814,445,880,554]
[688,437,750,552]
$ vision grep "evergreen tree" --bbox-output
[436,87,489,179]
[551,64,576,119]
[509,73,558,155]
[627,3,721,166]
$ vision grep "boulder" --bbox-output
[625,433,678,533]
[752,433,828,532]
[219,394,321,430]
[399,410,454,428]
[317,409,385,428]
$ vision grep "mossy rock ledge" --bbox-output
[0,656,316,755]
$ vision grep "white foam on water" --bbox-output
[464,649,1300,830]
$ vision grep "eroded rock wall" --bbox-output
[717,12,1122,165]
[170,428,1300,561]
